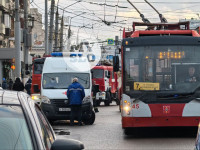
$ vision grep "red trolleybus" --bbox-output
[113,22,200,134]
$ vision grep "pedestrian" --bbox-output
[67,78,85,126]
[25,78,32,95]
[13,77,24,91]
[2,78,7,89]
[8,79,13,90]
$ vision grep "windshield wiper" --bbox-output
[74,76,88,84]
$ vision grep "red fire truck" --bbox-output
[31,57,46,95]
[113,21,200,134]
[92,65,120,106]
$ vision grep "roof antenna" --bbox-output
[127,0,150,23]
[144,0,167,23]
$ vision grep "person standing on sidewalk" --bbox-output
[2,78,7,89]
[13,77,24,91]
[67,78,85,126]
[25,78,32,95]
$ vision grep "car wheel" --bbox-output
[83,111,95,125]
[48,119,55,125]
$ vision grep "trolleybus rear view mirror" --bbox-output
[33,84,40,93]
[113,56,119,72]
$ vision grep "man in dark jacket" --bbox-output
[25,78,32,95]
[67,78,85,126]
[13,77,24,91]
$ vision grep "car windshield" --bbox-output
[43,73,90,89]
[124,45,200,95]
[0,105,33,150]
[92,69,104,78]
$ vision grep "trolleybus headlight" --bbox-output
[124,100,127,103]
[124,106,130,111]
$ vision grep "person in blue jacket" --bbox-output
[67,78,85,126]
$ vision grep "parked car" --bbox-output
[0,90,84,150]
[195,124,200,150]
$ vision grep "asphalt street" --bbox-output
[52,103,197,150]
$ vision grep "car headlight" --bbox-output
[83,96,91,103]
[41,96,51,104]
[31,94,41,101]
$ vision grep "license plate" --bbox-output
[59,108,71,111]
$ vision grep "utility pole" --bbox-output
[23,0,29,80]
[54,5,59,52]
[15,0,21,78]
[45,0,48,55]
[59,16,63,52]
[48,0,55,54]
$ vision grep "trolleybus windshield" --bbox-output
[124,45,200,99]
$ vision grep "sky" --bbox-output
[31,0,200,44]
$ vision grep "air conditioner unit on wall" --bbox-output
[0,0,6,8]
[0,23,5,34]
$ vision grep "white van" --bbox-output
[40,54,95,125]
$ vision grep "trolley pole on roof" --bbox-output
[127,0,150,23]
[144,0,167,23]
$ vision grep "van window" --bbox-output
[43,73,90,89]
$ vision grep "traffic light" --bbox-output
[11,58,15,70]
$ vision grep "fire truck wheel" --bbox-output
[96,101,101,106]
[83,111,95,125]
[105,92,111,106]
[116,98,120,105]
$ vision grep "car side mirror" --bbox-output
[50,139,84,150]
[33,84,40,93]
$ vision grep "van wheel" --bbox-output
[83,111,95,125]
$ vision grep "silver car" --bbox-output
[0,90,84,150]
